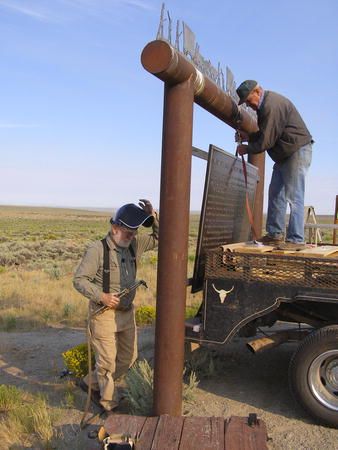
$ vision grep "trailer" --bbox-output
[186,145,338,428]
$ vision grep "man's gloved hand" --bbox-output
[139,199,154,216]
[235,130,249,143]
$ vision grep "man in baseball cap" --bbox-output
[236,80,313,250]
[74,199,158,414]
[111,202,154,229]
[236,80,258,105]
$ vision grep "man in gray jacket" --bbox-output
[236,80,313,249]
[73,200,158,413]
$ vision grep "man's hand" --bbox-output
[236,144,249,156]
[101,293,120,309]
[235,130,249,143]
[139,199,154,215]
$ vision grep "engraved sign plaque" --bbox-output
[192,145,259,292]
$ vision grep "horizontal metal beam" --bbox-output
[192,146,208,161]
[141,40,258,134]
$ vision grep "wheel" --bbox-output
[289,325,338,428]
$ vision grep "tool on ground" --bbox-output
[80,279,148,429]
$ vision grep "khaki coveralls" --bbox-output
[73,220,158,410]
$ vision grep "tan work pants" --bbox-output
[87,308,137,411]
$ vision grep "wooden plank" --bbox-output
[296,245,338,257]
[151,414,184,450]
[179,416,224,450]
[222,242,275,253]
[104,414,146,440]
[223,241,338,259]
[104,414,268,450]
[136,416,159,450]
[224,416,268,450]
[272,249,299,255]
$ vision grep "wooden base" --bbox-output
[102,414,268,450]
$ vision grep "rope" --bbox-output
[235,142,260,241]
[80,315,94,428]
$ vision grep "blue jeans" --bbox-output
[266,143,312,243]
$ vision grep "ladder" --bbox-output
[304,206,323,244]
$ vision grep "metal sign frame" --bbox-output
[192,144,259,293]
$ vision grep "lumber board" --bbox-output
[136,417,159,450]
[103,414,268,449]
[222,242,275,253]
[104,413,146,439]
[224,416,268,450]
[180,416,225,450]
[296,245,338,257]
[151,415,184,450]
[222,242,338,259]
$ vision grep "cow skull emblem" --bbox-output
[212,284,234,303]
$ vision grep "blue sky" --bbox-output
[1,0,337,214]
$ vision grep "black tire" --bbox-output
[289,325,338,428]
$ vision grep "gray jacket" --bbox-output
[247,91,312,163]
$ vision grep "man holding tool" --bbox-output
[236,80,313,249]
[73,199,158,414]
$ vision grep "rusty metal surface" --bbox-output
[192,145,259,292]
[248,152,265,235]
[141,38,264,416]
[153,79,194,416]
[141,40,258,135]
[103,414,268,450]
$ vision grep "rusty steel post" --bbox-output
[333,195,338,245]
[152,79,194,416]
[248,153,265,236]
[141,39,264,415]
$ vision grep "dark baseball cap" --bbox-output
[236,80,258,105]
[110,203,154,229]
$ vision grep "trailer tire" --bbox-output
[289,325,338,428]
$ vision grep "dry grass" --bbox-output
[0,206,334,332]
[125,359,199,416]
[0,386,55,449]
[0,206,202,331]
[0,270,88,330]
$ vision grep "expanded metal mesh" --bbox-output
[205,250,338,290]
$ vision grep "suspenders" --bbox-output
[101,239,110,294]
[101,239,136,293]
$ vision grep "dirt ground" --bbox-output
[0,327,337,450]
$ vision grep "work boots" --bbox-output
[258,233,284,246]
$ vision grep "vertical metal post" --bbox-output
[333,195,338,245]
[153,79,194,416]
[248,153,265,236]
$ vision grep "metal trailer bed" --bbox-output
[186,145,338,428]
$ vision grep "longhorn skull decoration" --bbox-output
[212,284,234,303]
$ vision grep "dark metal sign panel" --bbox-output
[192,144,259,292]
